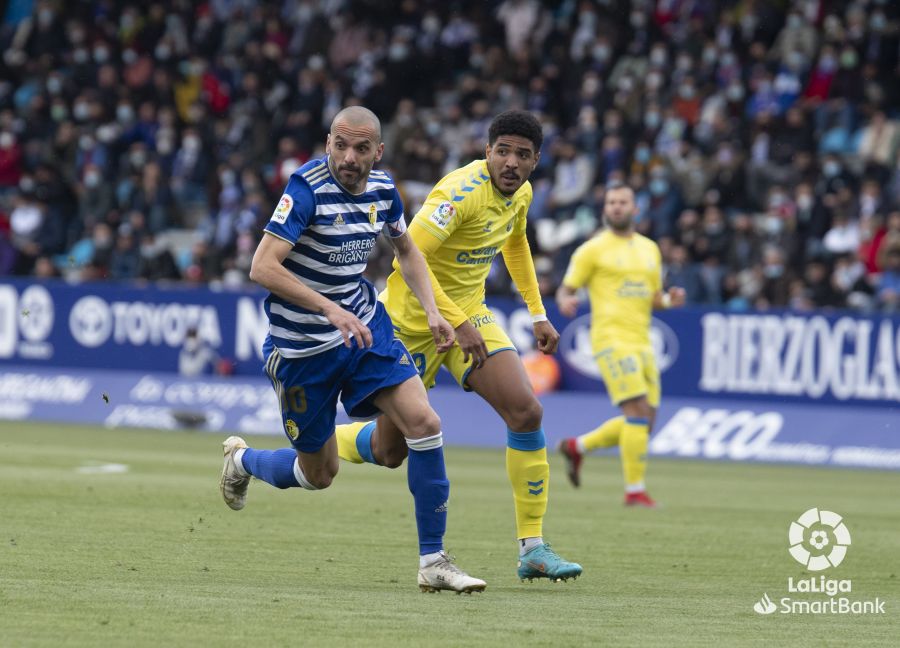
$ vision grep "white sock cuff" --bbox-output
[233,448,249,476]
[625,482,645,494]
[293,458,319,490]
[406,432,443,452]
[575,437,587,454]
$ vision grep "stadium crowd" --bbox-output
[1,0,899,312]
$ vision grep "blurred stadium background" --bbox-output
[1,1,899,645]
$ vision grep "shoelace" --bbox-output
[434,553,467,576]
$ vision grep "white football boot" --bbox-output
[417,552,487,594]
[220,436,250,510]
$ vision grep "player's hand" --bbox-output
[533,320,560,355]
[323,303,373,348]
[455,320,488,370]
[427,312,456,353]
[557,293,579,318]
[667,286,687,308]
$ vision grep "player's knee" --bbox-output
[506,397,543,432]
[405,408,442,439]
[305,463,338,489]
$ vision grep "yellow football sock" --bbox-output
[335,421,369,464]
[506,428,549,540]
[578,416,624,451]
[620,417,649,490]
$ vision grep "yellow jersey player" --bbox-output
[335,110,582,582]
[556,183,685,508]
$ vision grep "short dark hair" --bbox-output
[488,110,543,151]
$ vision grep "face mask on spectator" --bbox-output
[630,12,646,28]
[721,52,736,67]
[679,85,696,100]
[764,216,783,235]
[819,56,837,72]
[183,136,200,153]
[0,132,13,149]
[73,48,89,64]
[593,44,611,62]
[764,264,784,278]
[130,150,147,167]
[117,105,135,123]
[645,112,661,129]
[73,102,90,122]
[787,14,803,29]
[155,44,172,60]
[840,50,858,68]
[389,43,409,61]
[38,9,55,27]
[93,46,110,64]
[646,72,662,90]
[157,137,174,155]
[716,148,734,164]
[635,146,651,164]
[823,161,841,177]
[84,170,101,188]
[51,104,67,121]
[702,47,717,65]
[726,84,744,101]
[79,135,94,150]
[650,179,669,196]
[797,194,813,210]
[870,13,886,31]
[650,48,667,66]
[46,77,63,95]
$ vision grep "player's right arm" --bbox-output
[409,190,489,368]
[556,241,593,318]
[250,178,373,349]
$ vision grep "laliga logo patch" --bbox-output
[429,201,455,229]
[271,194,293,224]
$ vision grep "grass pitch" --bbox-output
[1,421,898,647]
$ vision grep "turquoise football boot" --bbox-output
[517,543,583,582]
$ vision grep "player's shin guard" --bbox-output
[335,421,378,464]
[239,448,301,489]
[579,416,623,451]
[620,417,650,492]
[406,433,448,555]
[506,428,549,540]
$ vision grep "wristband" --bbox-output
[532,314,548,323]
[661,293,672,309]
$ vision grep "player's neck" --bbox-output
[609,227,634,239]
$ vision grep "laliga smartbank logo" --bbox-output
[753,508,885,616]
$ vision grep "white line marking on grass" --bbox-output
[76,463,130,474]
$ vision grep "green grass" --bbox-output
[1,421,898,647]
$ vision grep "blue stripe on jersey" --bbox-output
[313,188,395,205]
[282,257,361,286]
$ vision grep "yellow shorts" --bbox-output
[397,305,516,391]
[595,344,660,408]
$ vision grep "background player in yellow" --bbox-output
[556,183,685,508]
[335,110,582,582]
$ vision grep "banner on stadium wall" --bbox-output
[3,279,900,407]
[0,365,897,471]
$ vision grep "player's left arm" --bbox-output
[383,190,455,352]
[500,200,558,355]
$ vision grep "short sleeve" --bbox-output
[264,175,315,244]
[562,242,593,289]
[413,184,464,242]
[384,186,408,238]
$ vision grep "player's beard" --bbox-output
[606,213,633,233]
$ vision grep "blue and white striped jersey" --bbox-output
[263,156,407,358]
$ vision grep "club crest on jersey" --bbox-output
[271,194,293,224]
[285,419,300,440]
[368,203,377,225]
[333,214,345,226]
[429,201,455,229]
[483,221,494,232]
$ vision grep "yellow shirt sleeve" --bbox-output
[413,186,464,242]
[501,232,545,317]
[562,241,594,289]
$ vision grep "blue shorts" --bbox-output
[262,302,418,453]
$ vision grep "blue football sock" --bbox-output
[240,448,300,489]
[406,433,448,555]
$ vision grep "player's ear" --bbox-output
[533,150,541,169]
[325,133,331,153]
[485,142,492,159]
[374,142,384,162]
